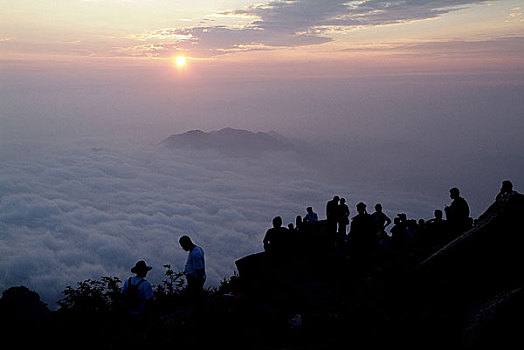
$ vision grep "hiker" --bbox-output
[445,187,471,233]
[346,202,376,272]
[304,207,319,222]
[427,209,445,226]
[347,202,376,252]
[263,216,290,259]
[121,260,154,315]
[390,217,410,252]
[338,198,350,239]
[326,196,340,234]
[295,215,304,231]
[496,180,517,200]
[424,209,449,246]
[179,235,206,299]
[371,204,392,237]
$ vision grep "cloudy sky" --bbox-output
[1,0,523,306]
[2,0,523,138]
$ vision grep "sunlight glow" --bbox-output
[175,56,187,67]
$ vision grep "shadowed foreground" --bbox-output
[1,192,523,349]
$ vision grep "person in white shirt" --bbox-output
[179,235,206,300]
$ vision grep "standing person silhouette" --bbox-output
[326,196,340,235]
[337,198,350,242]
[371,203,392,236]
[120,260,154,344]
[347,202,376,271]
[179,236,206,300]
[348,202,376,250]
[121,260,153,315]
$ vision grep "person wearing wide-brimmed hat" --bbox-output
[121,260,154,315]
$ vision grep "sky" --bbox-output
[1,0,524,306]
[1,0,522,138]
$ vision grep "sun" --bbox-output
[175,56,187,67]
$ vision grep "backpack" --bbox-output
[124,277,145,313]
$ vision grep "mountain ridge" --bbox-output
[160,127,300,156]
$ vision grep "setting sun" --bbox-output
[175,56,187,67]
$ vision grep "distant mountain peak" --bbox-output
[161,128,294,156]
[186,129,205,134]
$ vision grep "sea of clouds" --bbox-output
[0,136,440,308]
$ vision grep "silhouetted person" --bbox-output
[371,203,392,236]
[427,209,445,225]
[496,180,517,200]
[295,215,303,230]
[121,260,154,315]
[179,235,206,299]
[347,202,376,257]
[304,207,318,222]
[326,196,340,234]
[337,198,350,239]
[426,209,449,246]
[263,216,290,259]
[120,260,154,344]
[390,217,409,252]
[445,187,471,233]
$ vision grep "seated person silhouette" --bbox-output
[445,187,471,233]
[426,209,448,246]
[263,216,290,259]
[304,207,319,222]
[496,180,517,200]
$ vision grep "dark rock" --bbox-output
[416,192,524,295]
[410,192,524,346]
[462,287,524,347]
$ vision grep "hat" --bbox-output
[131,260,152,273]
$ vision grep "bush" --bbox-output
[57,276,122,313]
[154,264,186,296]
[57,264,190,313]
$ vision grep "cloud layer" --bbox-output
[0,136,440,307]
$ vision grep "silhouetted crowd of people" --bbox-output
[119,181,517,325]
[262,181,518,272]
[111,180,517,345]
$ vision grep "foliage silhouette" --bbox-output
[58,276,121,313]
